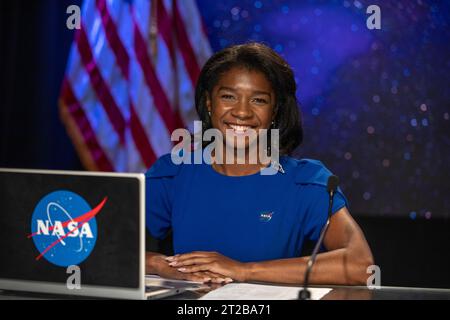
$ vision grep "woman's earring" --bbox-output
[208,111,211,117]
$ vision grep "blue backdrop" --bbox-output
[197,0,450,218]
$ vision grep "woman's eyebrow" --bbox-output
[218,86,271,97]
[217,86,236,92]
[252,90,271,97]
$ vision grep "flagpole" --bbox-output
[150,0,158,60]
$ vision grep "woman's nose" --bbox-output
[231,99,253,119]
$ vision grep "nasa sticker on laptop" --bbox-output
[27,190,107,267]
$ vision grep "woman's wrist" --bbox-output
[145,252,167,274]
[239,262,255,282]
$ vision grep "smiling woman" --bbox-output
[196,42,302,158]
[144,42,373,286]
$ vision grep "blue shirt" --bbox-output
[145,154,348,263]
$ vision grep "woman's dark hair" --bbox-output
[195,42,303,155]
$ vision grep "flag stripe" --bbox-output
[96,0,130,79]
[128,48,174,158]
[157,0,174,55]
[96,0,159,169]
[177,0,212,67]
[153,1,188,131]
[173,1,201,86]
[132,19,183,132]
[130,102,157,167]
[60,78,114,171]
[127,2,174,159]
[65,40,128,171]
[175,50,197,132]
[76,26,127,144]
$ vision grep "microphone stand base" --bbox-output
[298,288,311,300]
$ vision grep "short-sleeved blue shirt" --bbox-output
[145,154,348,263]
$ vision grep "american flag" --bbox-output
[59,0,212,172]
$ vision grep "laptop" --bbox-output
[0,168,203,299]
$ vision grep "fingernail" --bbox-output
[203,277,211,282]
[177,268,186,272]
[225,278,233,283]
[165,256,174,261]
[169,262,177,266]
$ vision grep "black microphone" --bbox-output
[298,175,339,300]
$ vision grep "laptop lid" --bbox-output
[0,168,145,299]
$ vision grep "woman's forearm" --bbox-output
[243,248,373,286]
[243,209,375,286]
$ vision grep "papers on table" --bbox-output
[200,283,332,300]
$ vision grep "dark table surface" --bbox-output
[1,284,450,300]
[167,283,450,300]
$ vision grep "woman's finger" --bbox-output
[201,271,225,283]
[177,263,214,273]
[169,257,213,267]
[185,272,211,283]
[166,251,214,262]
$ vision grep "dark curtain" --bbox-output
[0,0,83,170]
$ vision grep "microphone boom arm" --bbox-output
[298,177,338,300]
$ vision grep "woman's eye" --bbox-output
[253,98,268,104]
[221,94,235,100]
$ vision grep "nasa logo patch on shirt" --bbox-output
[259,211,274,222]
[28,190,107,267]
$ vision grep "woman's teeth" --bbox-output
[228,124,251,133]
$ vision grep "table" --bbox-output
[1,284,449,300]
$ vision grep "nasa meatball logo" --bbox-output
[27,190,107,267]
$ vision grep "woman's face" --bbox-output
[206,67,275,150]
